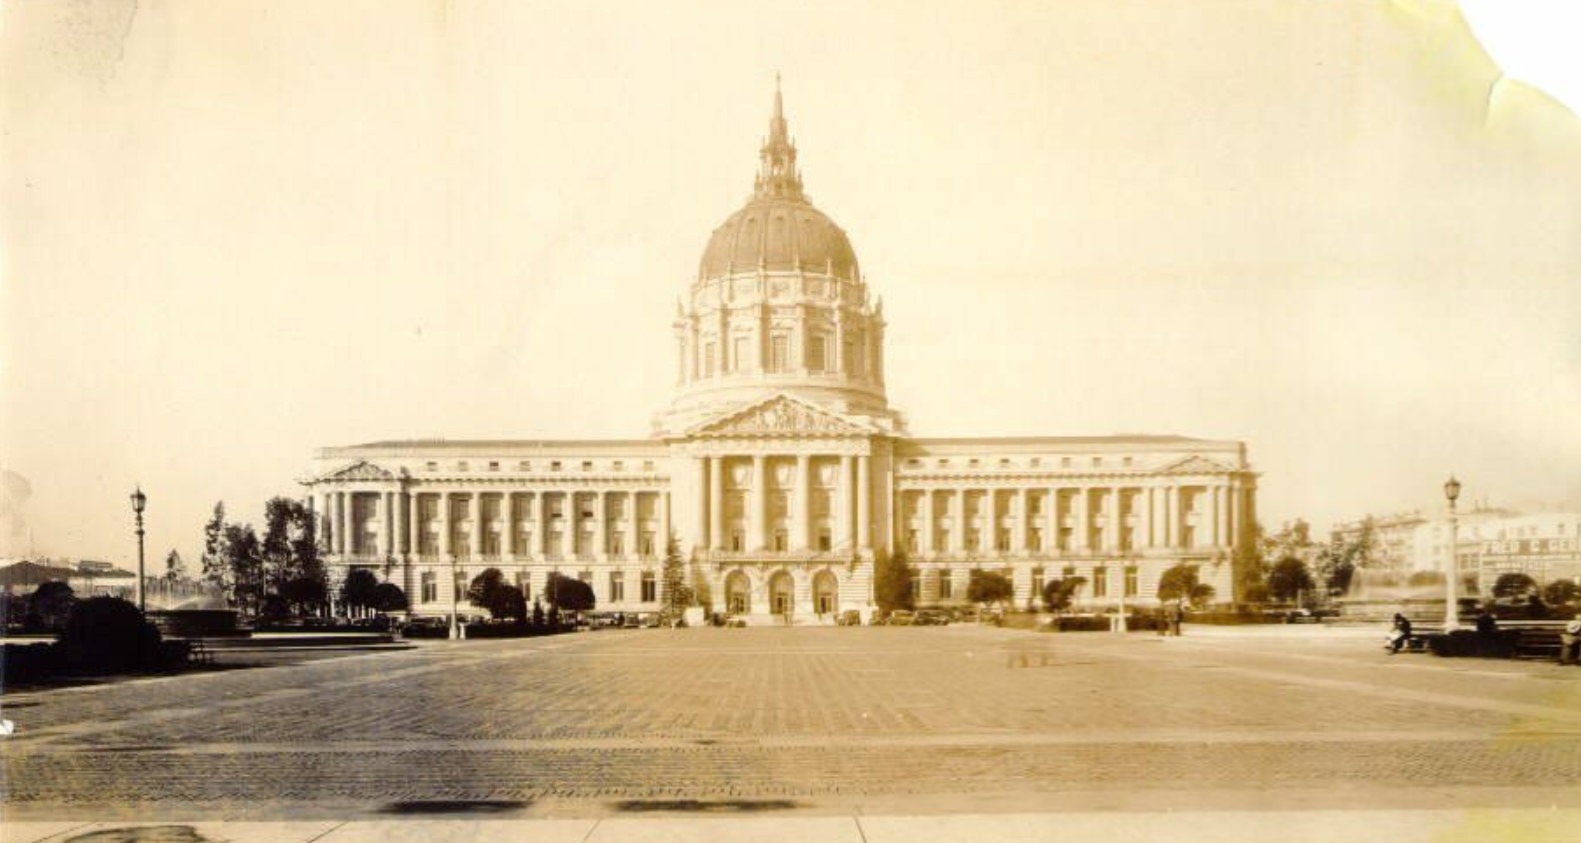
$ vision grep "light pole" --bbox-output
[449,553,460,640]
[130,486,147,614]
[1444,474,1461,631]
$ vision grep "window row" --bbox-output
[421,459,658,473]
[903,456,1136,470]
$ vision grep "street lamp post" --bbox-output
[449,553,460,640]
[1444,475,1462,631]
[130,486,147,614]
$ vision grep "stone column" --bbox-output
[709,457,725,551]
[595,490,609,560]
[752,454,768,551]
[1045,488,1058,555]
[504,492,516,559]
[658,491,672,558]
[565,492,579,559]
[839,454,854,550]
[471,492,484,560]
[340,491,351,556]
[404,491,416,558]
[795,454,812,550]
[1218,484,1231,550]
[1139,486,1154,550]
[1073,488,1089,552]
[1167,486,1180,549]
[1015,488,1029,554]
[980,489,994,552]
[950,489,965,552]
[622,487,635,559]
[856,456,871,551]
[921,489,935,554]
[440,492,453,557]
[533,492,547,558]
[1107,488,1122,552]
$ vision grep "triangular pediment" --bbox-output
[323,460,396,482]
[689,393,875,438]
[1160,455,1232,475]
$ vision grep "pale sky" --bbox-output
[3,0,1579,569]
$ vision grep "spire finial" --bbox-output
[755,74,803,200]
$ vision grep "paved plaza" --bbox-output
[4,626,1581,836]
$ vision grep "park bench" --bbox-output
[186,639,214,665]
[1506,622,1568,660]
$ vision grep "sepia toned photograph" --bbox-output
[2,1,1579,841]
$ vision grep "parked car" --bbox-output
[914,609,951,626]
[836,610,863,626]
[884,610,916,626]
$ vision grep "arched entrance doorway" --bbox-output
[724,570,751,615]
[812,570,839,616]
[768,570,795,617]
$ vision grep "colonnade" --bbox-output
[696,453,872,553]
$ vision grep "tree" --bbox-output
[531,597,545,628]
[967,569,1014,609]
[1266,558,1316,604]
[659,537,693,621]
[260,497,324,607]
[1492,572,1538,600]
[30,581,76,632]
[372,583,409,614]
[873,548,916,614]
[1041,577,1086,613]
[468,568,524,619]
[278,576,328,615]
[222,523,265,615]
[1314,519,1374,597]
[201,502,229,591]
[1542,579,1579,607]
[163,549,186,584]
[1157,563,1215,609]
[546,573,595,613]
[340,568,380,615]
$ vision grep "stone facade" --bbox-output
[303,84,1259,623]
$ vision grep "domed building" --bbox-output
[303,84,1259,626]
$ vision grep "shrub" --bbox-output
[55,597,167,674]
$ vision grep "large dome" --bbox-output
[699,198,859,281]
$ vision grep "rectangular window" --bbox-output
[770,335,790,373]
[818,530,832,551]
[458,461,469,472]
[1063,565,1077,579]
[910,575,921,601]
[641,571,657,603]
[1124,566,1139,597]
[731,531,745,552]
[843,338,857,375]
[808,335,827,372]
[1093,567,1109,598]
[640,532,655,556]
[609,533,624,557]
[612,460,624,472]
[1029,527,1043,552]
[773,530,788,552]
[421,573,437,603]
[581,460,594,472]
[703,341,717,376]
[997,528,1011,552]
[733,336,748,372]
[966,529,980,551]
[454,570,468,593]
[518,460,531,471]
[426,461,438,472]
[939,572,954,599]
[488,461,499,472]
[907,529,919,553]
[551,461,563,472]
[1058,528,1072,552]
[610,571,625,603]
[642,460,655,472]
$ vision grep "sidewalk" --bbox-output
[8,809,1581,843]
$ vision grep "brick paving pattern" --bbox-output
[4,627,1581,819]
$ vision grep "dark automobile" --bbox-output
[914,609,951,626]
[836,610,863,626]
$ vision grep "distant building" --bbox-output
[301,85,1260,623]
[1330,505,1581,594]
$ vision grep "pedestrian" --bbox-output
[1169,601,1184,637]
[1559,618,1581,666]
[1387,612,1412,654]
